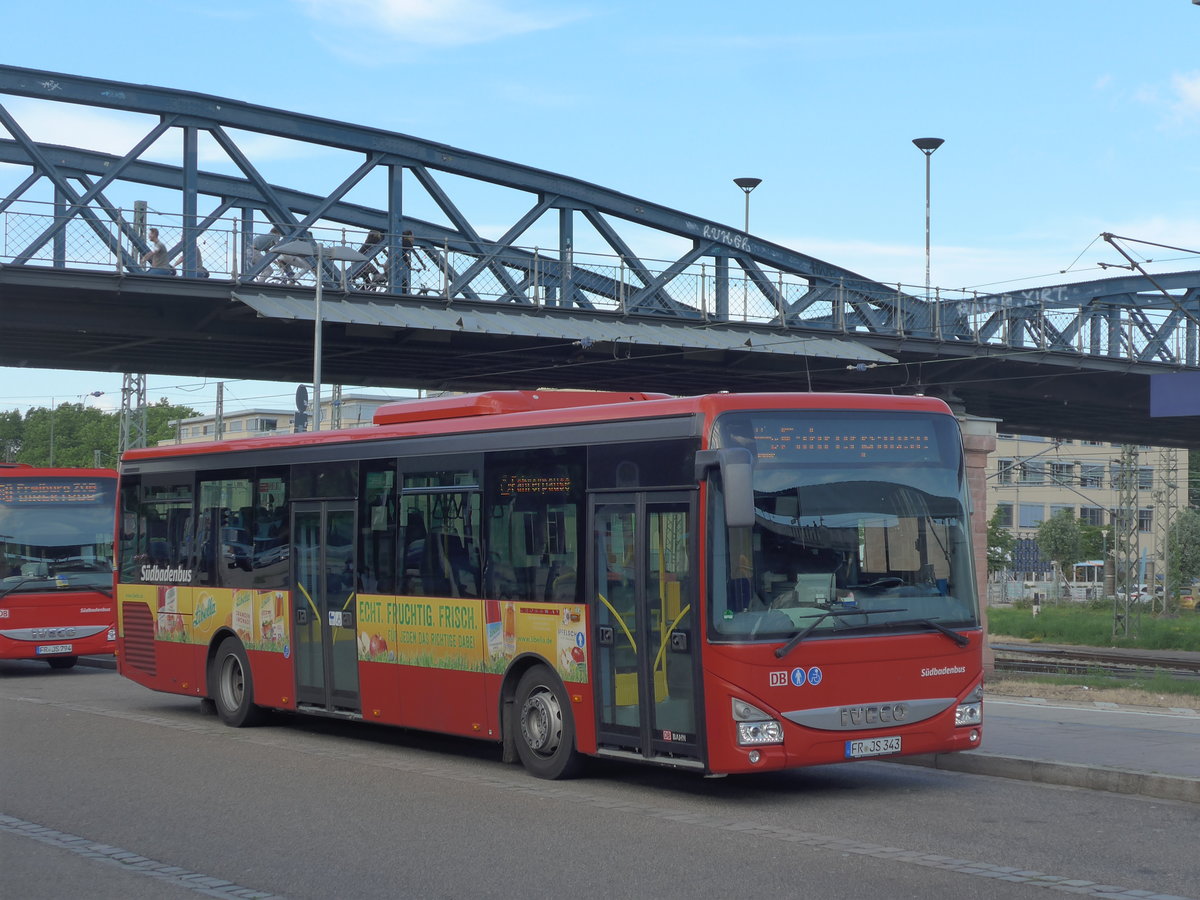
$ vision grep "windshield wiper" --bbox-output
[0,577,41,600]
[0,574,111,598]
[887,617,971,647]
[818,616,971,648]
[774,607,906,660]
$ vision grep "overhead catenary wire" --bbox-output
[1101,233,1200,328]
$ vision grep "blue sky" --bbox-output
[2,0,1198,417]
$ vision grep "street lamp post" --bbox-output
[912,137,944,299]
[733,177,762,233]
[271,238,366,432]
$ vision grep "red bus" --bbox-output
[115,391,983,778]
[1,464,118,668]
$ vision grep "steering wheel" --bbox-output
[862,576,904,591]
[770,591,795,610]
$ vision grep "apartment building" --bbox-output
[165,393,399,445]
[986,433,1189,581]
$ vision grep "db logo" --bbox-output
[769,671,788,687]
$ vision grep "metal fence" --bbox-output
[3,200,1196,364]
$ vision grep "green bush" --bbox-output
[1004,669,1200,699]
[987,605,1200,652]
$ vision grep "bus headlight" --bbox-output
[955,684,983,727]
[955,703,982,726]
[732,699,784,746]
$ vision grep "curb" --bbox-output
[79,655,117,671]
[892,751,1200,805]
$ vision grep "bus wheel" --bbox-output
[514,666,583,780]
[210,637,265,727]
[47,656,77,670]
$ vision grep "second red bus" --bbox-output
[1,464,118,668]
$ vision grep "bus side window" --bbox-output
[359,462,396,594]
[119,484,140,581]
[196,475,254,589]
[127,480,193,584]
[398,492,480,599]
[484,450,584,604]
[401,506,427,595]
[251,471,289,589]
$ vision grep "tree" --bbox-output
[1190,451,1199,507]
[10,400,200,468]
[1167,508,1200,598]
[0,409,22,462]
[1035,508,1083,581]
[1078,522,1110,563]
[146,398,199,446]
[986,507,1015,574]
[16,403,120,468]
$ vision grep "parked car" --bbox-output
[1124,583,1163,603]
[221,527,253,571]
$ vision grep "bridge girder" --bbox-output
[1,65,1198,447]
[0,64,900,313]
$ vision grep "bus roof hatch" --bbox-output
[372,390,670,426]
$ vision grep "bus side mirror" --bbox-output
[695,448,755,529]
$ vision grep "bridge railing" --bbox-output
[2,200,1194,365]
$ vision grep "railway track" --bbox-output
[991,642,1200,682]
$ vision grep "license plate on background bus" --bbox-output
[845,736,902,759]
[36,644,73,655]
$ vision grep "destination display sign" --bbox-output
[0,478,108,506]
[498,474,573,496]
[718,414,946,464]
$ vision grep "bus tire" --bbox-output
[513,666,584,780]
[47,656,78,670]
[210,637,265,727]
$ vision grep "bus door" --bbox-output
[590,492,702,767]
[292,501,360,714]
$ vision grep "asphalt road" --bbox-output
[2,661,1197,900]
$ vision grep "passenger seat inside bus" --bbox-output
[425,531,479,598]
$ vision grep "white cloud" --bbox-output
[293,0,587,48]
[1169,70,1200,120]
[1,100,157,159]
[1095,216,1200,269]
[1,99,329,167]
[775,222,1200,299]
[1133,69,1200,127]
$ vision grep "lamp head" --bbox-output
[912,137,945,154]
[272,239,314,256]
[733,177,762,193]
[272,239,366,262]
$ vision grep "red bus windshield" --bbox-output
[707,410,976,641]
[1,474,117,597]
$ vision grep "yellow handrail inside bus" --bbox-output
[652,604,691,677]
[296,581,319,617]
[596,590,637,652]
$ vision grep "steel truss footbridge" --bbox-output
[1,66,1197,446]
